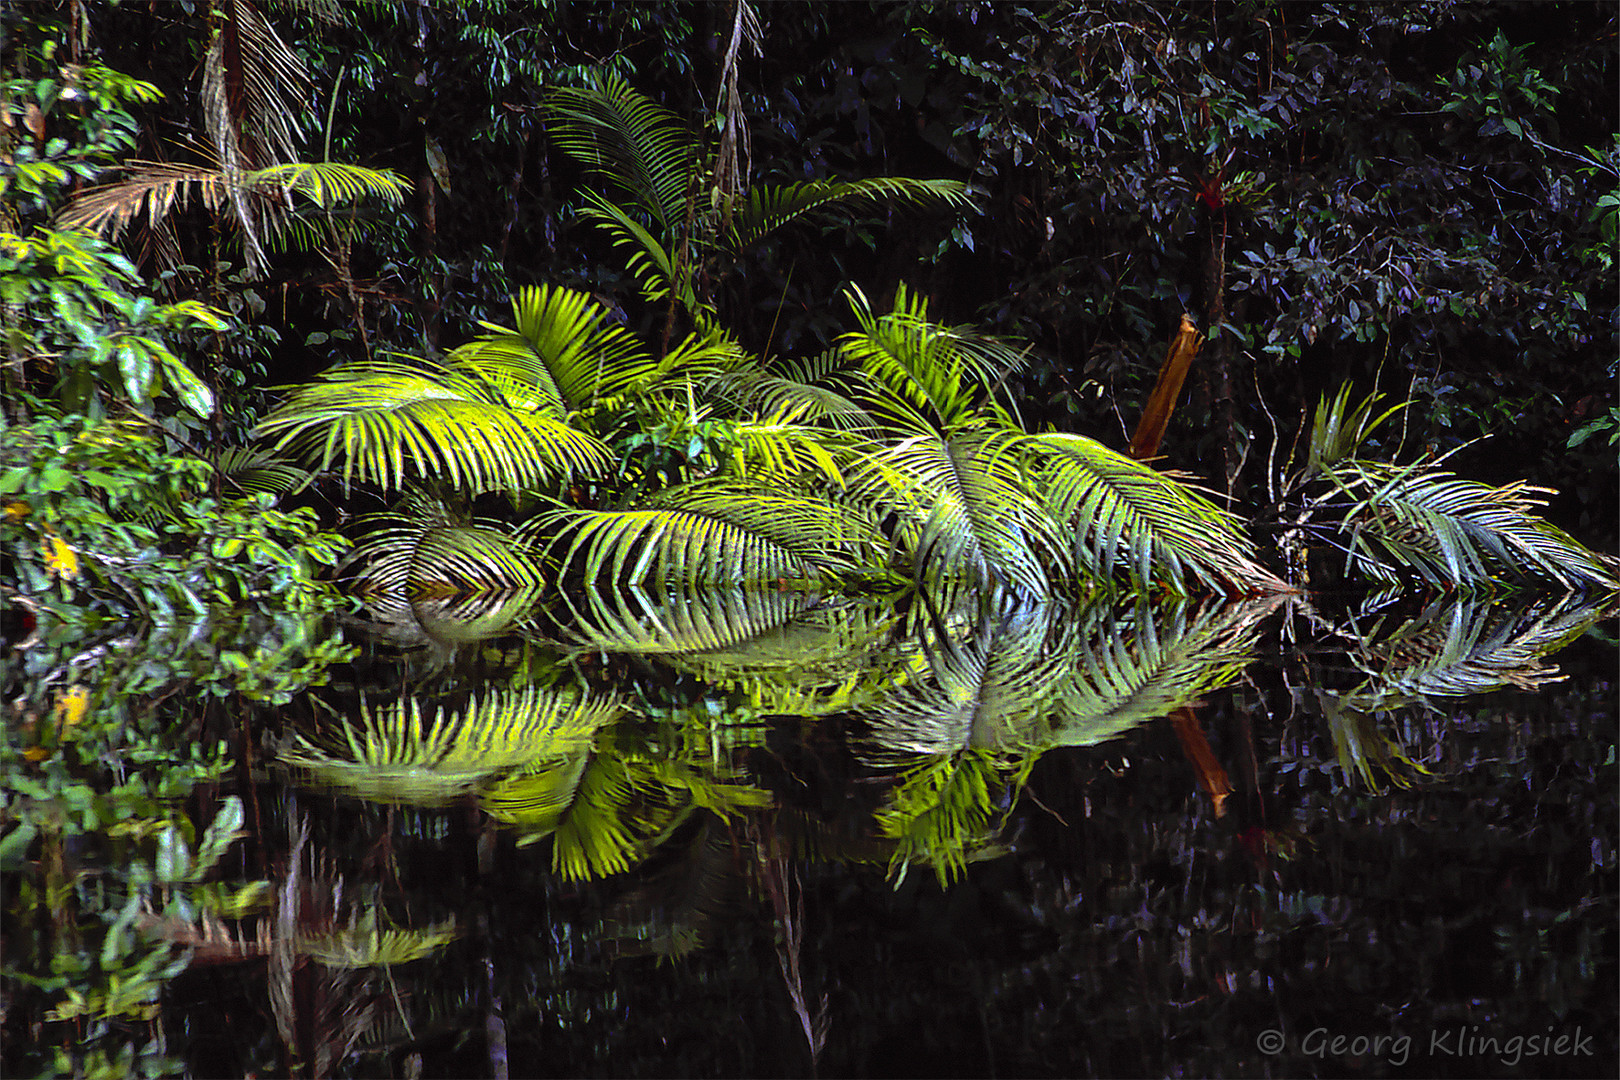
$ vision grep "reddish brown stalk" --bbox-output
[1128,314,1203,461]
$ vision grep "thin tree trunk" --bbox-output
[1205,209,1235,499]
[412,0,439,349]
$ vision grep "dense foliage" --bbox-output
[2,2,1615,1076]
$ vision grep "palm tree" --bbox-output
[542,72,973,339]
[56,0,409,280]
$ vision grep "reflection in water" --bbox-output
[6,583,1615,1076]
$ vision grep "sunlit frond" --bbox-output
[853,426,1065,597]
[480,753,592,834]
[647,480,886,572]
[839,284,1022,431]
[665,598,912,710]
[715,408,865,486]
[530,506,826,589]
[473,283,660,408]
[255,356,613,492]
[1029,432,1282,594]
[248,161,411,208]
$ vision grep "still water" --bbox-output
[5,587,1616,1078]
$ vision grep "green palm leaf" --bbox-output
[1341,591,1616,705]
[214,446,316,498]
[727,177,972,248]
[1333,461,1618,588]
[665,598,912,713]
[874,749,1014,887]
[248,161,411,209]
[480,752,592,834]
[708,350,880,432]
[547,751,684,880]
[281,685,624,807]
[1047,599,1267,748]
[839,284,1022,432]
[862,602,1069,756]
[459,283,661,409]
[715,408,865,486]
[544,73,700,231]
[523,505,831,652]
[255,355,613,492]
[646,480,887,572]
[576,194,705,319]
[531,505,827,589]
[1029,432,1280,593]
[297,911,458,969]
[853,426,1065,596]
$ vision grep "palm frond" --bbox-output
[518,740,722,881]
[838,284,1021,431]
[340,512,547,643]
[863,602,1067,756]
[1342,591,1615,705]
[203,0,309,170]
[664,598,911,709]
[457,283,711,413]
[1029,432,1282,594]
[1306,384,1410,475]
[716,409,863,486]
[1332,461,1618,589]
[645,479,886,572]
[852,426,1065,597]
[708,350,880,432]
[214,446,316,497]
[874,749,1013,887]
[1046,599,1267,748]
[248,161,411,208]
[55,161,226,238]
[530,506,826,590]
[297,913,458,969]
[480,752,592,834]
[56,160,408,276]
[202,0,310,274]
[281,685,624,807]
[576,195,700,315]
[727,176,972,248]
[255,355,613,492]
[544,73,702,230]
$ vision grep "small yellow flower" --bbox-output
[3,501,29,522]
[44,533,79,580]
[55,685,89,731]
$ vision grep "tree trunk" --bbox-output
[1205,208,1236,500]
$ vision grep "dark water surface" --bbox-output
[7,590,1617,1078]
